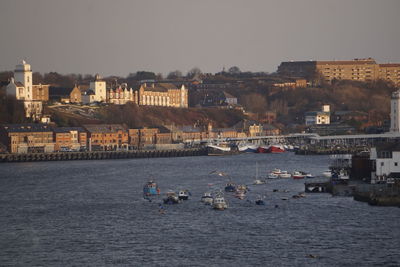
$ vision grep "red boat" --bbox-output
[256,146,270,153]
[267,145,285,153]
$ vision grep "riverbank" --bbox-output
[0,148,208,163]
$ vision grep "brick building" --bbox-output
[0,123,54,153]
[83,124,128,151]
[53,127,87,151]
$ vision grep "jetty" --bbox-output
[0,148,208,163]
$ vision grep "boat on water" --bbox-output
[255,197,265,205]
[235,190,246,200]
[212,193,228,210]
[268,145,285,153]
[279,171,292,178]
[256,145,270,153]
[207,144,232,156]
[272,168,282,175]
[201,192,213,205]
[178,190,190,200]
[143,180,160,197]
[267,172,279,179]
[253,162,266,184]
[292,171,306,179]
[163,191,181,204]
[238,143,258,153]
[305,173,315,179]
[225,182,237,192]
[236,184,248,192]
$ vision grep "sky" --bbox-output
[1,0,400,77]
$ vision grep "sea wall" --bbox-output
[0,148,208,163]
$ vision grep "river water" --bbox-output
[0,153,399,266]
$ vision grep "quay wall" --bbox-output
[0,148,208,163]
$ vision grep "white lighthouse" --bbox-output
[390,89,400,133]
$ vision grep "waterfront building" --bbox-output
[108,83,135,105]
[128,127,173,149]
[0,123,54,153]
[390,89,400,133]
[53,127,87,151]
[5,60,49,119]
[370,143,400,184]
[278,58,400,86]
[305,105,330,125]
[135,83,188,108]
[83,124,128,151]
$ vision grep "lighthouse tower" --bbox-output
[390,89,400,133]
[14,60,33,100]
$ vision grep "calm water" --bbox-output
[0,153,399,266]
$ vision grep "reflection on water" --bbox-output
[0,153,399,266]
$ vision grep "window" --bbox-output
[381,162,384,166]
[395,162,398,166]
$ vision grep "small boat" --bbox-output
[253,179,266,185]
[235,190,246,200]
[292,171,305,179]
[279,171,292,178]
[201,192,213,205]
[236,184,248,192]
[268,173,279,179]
[143,180,160,197]
[338,169,350,180]
[305,173,315,179]
[268,145,285,153]
[163,191,180,204]
[213,193,228,210]
[255,195,265,205]
[178,190,190,200]
[207,144,232,156]
[238,143,258,153]
[225,182,237,192]
[256,145,270,153]
[272,168,282,175]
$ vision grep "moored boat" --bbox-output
[268,145,285,153]
[201,192,213,205]
[292,171,305,179]
[279,171,291,179]
[256,145,270,153]
[322,170,332,178]
[178,190,190,200]
[238,144,258,153]
[267,173,279,179]
[212,193,228,210]
[163,191,180,204]
[235,190,246,200]
[143,180,160,197]
[253,179,266,185]
[225,182,237,192]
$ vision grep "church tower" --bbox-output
[14,60,33,100]
[390,89,400,133]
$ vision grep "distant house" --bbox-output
[81,90,96,104]
[305,105,331,125]
[53,127,87,151]
[70,85,82,103]
[222,91,238,105]
[83,124,128,151]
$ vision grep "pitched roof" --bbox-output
[83,124,126,133]
[52,127,85,133]
[142,83,179,92]
[1,123,52,133]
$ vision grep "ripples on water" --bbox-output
[0,153,399,266]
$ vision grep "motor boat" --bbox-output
[212,193,228,210]
[253,179,266,185]
[163,191,180,204]
[268,173,279,179]
[143,180,160,197]
[292,171,305,179]
[178,190,190,200]
[272,168,282,175]
[225,182,237,192]
[322,170,332,178]
[201,192,213,205]
[279,171,291,179]
[235,190,246,200]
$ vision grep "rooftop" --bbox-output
[1,123,52,133]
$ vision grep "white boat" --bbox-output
[272,168,282,175]
[279,171,291,179]
[253,162,266,184]
[163,191,180,204]
[201,192,213,205]
[238,143,258,153]
[268,173,279,179]
[178,190,190,200]
[212,193,228,210]
[235,190,246,200]
[338,169,349,180]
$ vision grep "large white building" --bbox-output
[5,60,43,118]
[89,74,107,102]
[370,144,400,184]
[390,89,400,133]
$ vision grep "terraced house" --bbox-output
[83,124,129,151]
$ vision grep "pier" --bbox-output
[0,148,208,163]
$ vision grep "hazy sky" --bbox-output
[1,0,399,76]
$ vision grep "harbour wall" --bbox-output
[0,148,208,163]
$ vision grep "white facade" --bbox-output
[390,89,400,133]
[370,147,400,183]
[89,74,106,102]
[6,60,42,118]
